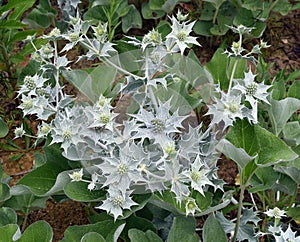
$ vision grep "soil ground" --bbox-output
[0,2,299,241]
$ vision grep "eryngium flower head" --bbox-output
[96,144,145,191]
[166,15,200,55]
[18,75,48,97]
[264,207,286,219]
[50,115,82,154]
[96,186,137,221]
[233,71,271,108]
[274,225,300,242]
[14,124,25,139]
[183,155,214,196]
[206,92,245,131]
[141,29,162,50]
[131,99,186,146]
[69,169,83,182]
[185,197,201,216]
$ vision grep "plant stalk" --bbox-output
[227,59,238,97]
[232,184,245,242]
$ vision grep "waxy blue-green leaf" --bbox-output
[141,3,165,19]
[216,139,257,170]
[274,145,300,184]
[64,181,106,202]
[63,65,117,103]
[203,214,227,242]
[0,224,20,242]
[216,208,259,242]
[80,232,106,242]
[18,221,53,242]
[61,221,125,242]
[167,216,199,242]
[3,194,48,215]
[128,229,162,242]
[283,121,300,146]
[122,5,142,33]
[11,144,72,196]
[0,207,17,227]
[248,166,280,193]
[268,97,300,136]
[226,120,298,166]
[0,118,9,138]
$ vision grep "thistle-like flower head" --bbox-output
[264,207,286,219]
[233,71,271,108]
[96,186,137,221]
[166,15,200,55]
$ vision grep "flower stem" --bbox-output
[227,59,238,97]
[53,39,60,106]
[232,184,245,242]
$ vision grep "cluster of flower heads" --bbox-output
[261,207,300,241]
[206,25,272,131]
[16,11,220,220]
[63,95,221,220]
[15,10,273,221]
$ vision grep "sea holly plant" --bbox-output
[5,6,299,242]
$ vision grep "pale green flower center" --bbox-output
[165,144,176,155]
[23,100,33,109]
[151,118,165,132]
[177,30,187,41]
[149,31,161,43]
[41,125,50,134]
[117,163,129,174]
[246,82,258,95]
[98,98,107,107]
[191,171,201,182]
[43,47,52,55]
[229,103,239,113]
[31,52,41,61]
[233,41,240,49]
[99,113,110,124]
[112,195,124,206]
[15,128,24,136]
[187,201,196,209]
[69,33,79,42]
[273,207,281,217]
[24,76,36,90]
[62,130,72,140]
[95,26,105,36]
[49,28,61,37]
[36,88,49,97]
[70,17,79,25]
[72,171,82,181]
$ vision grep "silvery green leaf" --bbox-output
[216,209,259,242]
[282,121,300,146]
[216,139,257,170]
[268,97,300,136]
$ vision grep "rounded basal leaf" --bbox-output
[0,118,9,138]
[80,232,105,242]
[0,224,20,241]
[122,5,142,33]
[226,119,298,166]
[0,183,11,202]
[141,3,165,20]
[128,229,162,242]
[203,215,227,242]
[18,221,53,242]
[167,216,199,242]
[64,181,106,202]
[0,207,17,226]
[61,221,124,242]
